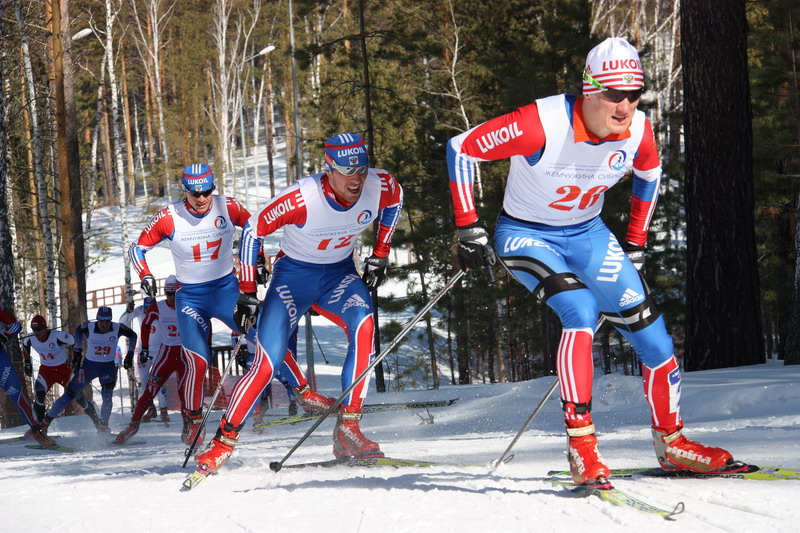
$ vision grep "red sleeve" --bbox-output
[255,187,308,237]
[140,302,159,348]
[226,197,251,227]
[131,207,175,279]
[373,173,403,258]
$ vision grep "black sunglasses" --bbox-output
[186,188,215,198]
[599,88,643,104]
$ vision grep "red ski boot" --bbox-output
[652,426,733,472]
[114,422,140,444]
[31,427,57,448]
[333,404,383,458]
[195,420,240,474]
[182,409,206,445]
[294,383,336,415]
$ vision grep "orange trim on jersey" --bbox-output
[572,97,632,143]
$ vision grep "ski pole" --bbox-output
[182,322,251,468]
[491,377,558,470]
[269,269,466,472]
[310,324,330,364]
[491,316,607,470]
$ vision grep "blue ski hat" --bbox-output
[96,306,113,321]
[324,133,369,173]
[181,164,215,193]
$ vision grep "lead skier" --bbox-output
[446,37,739,485]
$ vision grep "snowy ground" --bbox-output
[5,135,800,532]
[1,358,798,532]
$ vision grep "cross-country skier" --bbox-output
[115,275,188,444]
[0,305,56,447]
[129,164,252,446]
[446,37,737,485]
[21,315,75,423]
[194,133,403,474]
[120,295,161,421]
[37,306,136,434]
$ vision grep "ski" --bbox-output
[255,398,461,429]
[109,440,147,447]
[180,465,214,492]
[0,435,60,445]
[283,455,483,469]
[546,478,685,520]
[547,463,800,481]
[25,443,74,453]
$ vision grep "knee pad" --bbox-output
[601,294,662,333]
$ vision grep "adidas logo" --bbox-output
[342,294,369,313]
[619,288,644,307]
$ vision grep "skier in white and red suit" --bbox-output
[21,315,75,422]
[195,133,403,474]
[115,275,188,444]
[447,37,738,485]
[129,164,251,446]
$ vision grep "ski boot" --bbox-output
[294,383,336,415]
[142,404,157,421]
[160,408,170,424]
[195,419,240,474]
[30,426,57,448]
[652,426,734,472]
[36,415,53,436]
[564,402,610,485]
[114,422,140,444]
[333,404,383,458]
[182,409,206,445]
[288,401,298,417]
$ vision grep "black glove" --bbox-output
[622,242,646,273]
[141,275,157,298]
[123,352,134,370]
[456,224,497,270]
[256,254,270,286]
[72,349,83,371]
[24,361,33,377]
[362,255,388,290]
[234,292,259,334]
[234,345,249,368]
[0,333,8,345]
[139,347,151,365]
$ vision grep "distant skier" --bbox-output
[129,164,251,446]
[445,37,737,485]
[115,275,188,444]
[38,307,136,434]
[194,133,403,474]
[21,315,75,423]
[0,305,56,447]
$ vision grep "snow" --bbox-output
[3,357,799,531]
[4,149,799,532]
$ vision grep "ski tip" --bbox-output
[269,461,282,472]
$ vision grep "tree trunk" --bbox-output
[681,0,764,370]
[16,0,58,323]
[48,0,87,332]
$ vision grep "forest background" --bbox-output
[0,0,799,394]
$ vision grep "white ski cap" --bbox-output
[583,37,644,94]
